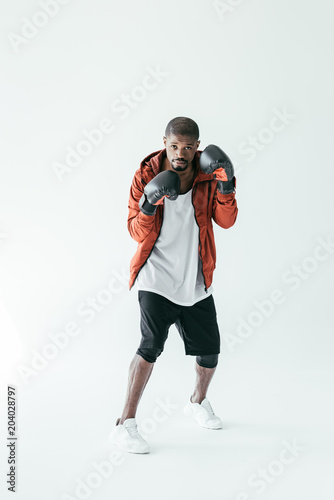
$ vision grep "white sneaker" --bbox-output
[109,418,150,454]
[184,397,223,429]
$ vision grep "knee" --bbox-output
[196,353,219,369]
[136,346,163,364]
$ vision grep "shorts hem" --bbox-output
[137,343,164,350]
[185,349,220,356]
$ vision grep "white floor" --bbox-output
[3,325,334,500]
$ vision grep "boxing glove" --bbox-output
[139,170,181,215]
[199,144,235,194]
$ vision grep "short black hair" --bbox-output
[165,117,200,141]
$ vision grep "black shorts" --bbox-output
[137,290,221,356]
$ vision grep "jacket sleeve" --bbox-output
[127,169,156,243]
[212,179,238,229]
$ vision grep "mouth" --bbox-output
[174,160,187,165]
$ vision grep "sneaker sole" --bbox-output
[183,405,223,430]
[109,433,150,454]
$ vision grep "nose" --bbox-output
[175,149,185,159]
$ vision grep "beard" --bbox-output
[171,160,188,171]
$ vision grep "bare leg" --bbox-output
[190,361,217,404]
[117,353,154,425]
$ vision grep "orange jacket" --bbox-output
[128,148,238,291]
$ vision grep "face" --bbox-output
[163,134,200,172]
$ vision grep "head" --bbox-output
[163,117,200,172]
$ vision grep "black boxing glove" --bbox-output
[139,170,181,215]
[199,144,235,194]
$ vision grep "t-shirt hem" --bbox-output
[136,287,213,306]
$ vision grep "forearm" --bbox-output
[127,209,156,243]
[212,188,238,229]
[127,168,179,242]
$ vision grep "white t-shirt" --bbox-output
[135,188,213,306]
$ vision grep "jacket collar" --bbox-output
[140,149,214,184]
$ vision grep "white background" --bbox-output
[1,0,334,499]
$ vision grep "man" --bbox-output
[110,117,238,454]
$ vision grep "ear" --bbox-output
[196,140,200,149]
[163,136,167,147]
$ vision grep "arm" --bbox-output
[199,144,238,229]
[212,180,238,229]
[127,168,180,242]
[127,169,156,243]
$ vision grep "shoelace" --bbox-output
[125,424,141,438]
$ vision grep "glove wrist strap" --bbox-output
[139,193,157,216]
[217,177,236,195]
